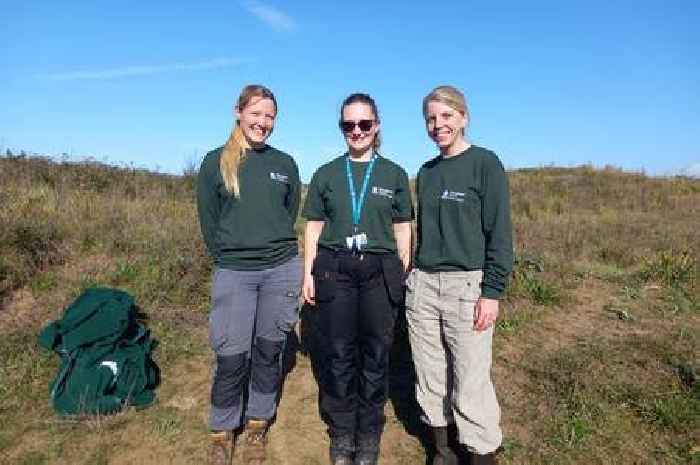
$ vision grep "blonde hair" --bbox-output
[422,85,470,133]
[220,85,277,197]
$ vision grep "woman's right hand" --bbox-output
[302,274,316,306]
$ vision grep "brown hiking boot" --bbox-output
[244,419,269,465]
[209,430,233,465]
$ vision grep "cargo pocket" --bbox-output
[276,288,301,333]
[276,256,303,332]
[381,254,405,307]
[313,271,336,303]
[459,271,483,323]
[312,253,337,304]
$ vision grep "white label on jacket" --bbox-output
[371,186,393,199]
[441,190,465,202]
[270,172,289,183]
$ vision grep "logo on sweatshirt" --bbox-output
[441,190,465,202]
[270,172,289,183]
[371,186,394,199]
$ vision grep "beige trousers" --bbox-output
[405,269,502,454]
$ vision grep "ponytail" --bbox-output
[220,124,250,198]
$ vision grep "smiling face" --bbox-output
[341,102,379,156]
[425,100,467,152]
[235,96,276,148]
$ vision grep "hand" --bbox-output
[400,254,410,273]
[302,274,315,306]
[473,297,499,331]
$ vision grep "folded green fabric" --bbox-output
[38,287,159,415]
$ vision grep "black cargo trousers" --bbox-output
[312,246,405,439]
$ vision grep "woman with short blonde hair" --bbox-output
[407,85,513,465]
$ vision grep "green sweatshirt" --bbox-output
[303,154,413,254]
[415,145,513,298]
[196,145,300,270]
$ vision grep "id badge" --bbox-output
[356,233,367,249]
[345,232,368,251]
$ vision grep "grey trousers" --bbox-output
[405,269,502,454]
[208,255,302,431]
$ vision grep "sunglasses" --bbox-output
[340,119,375,133]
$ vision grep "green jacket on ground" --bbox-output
[38,288,159,415]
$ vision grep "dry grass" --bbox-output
[0,154,698,464]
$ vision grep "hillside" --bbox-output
[0,154,698,465]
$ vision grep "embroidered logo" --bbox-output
[270,172,289,183]
[371,186,394,199]
[441,190,466,202]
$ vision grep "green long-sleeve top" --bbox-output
[415,145,513,298]
[196,145,300,270]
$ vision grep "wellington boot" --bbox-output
[355,433,380,465]
[208,430,233,465]
[329,435,355,465]
[469,452,497,465]
[244,419,269,465]
[331,455,354,465]
[430,426,458,465]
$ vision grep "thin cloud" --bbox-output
[681,162,700,178]
[40,57,241,81]
[241,0,297,32]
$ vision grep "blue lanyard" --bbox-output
[345,154,377,229]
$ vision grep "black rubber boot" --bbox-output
[430,426,459,465]
[355,433,380,465]
[330,435,355,465]
[469,452,497,465]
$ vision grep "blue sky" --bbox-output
[2,1,699,180]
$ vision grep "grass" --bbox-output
[639,249,696,290]
[515,331,699,463]
[1,153,698,465]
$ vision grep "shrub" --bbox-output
[639,249,696,290]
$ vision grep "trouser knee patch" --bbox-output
[211,352,248,408]
[251,337,284,394]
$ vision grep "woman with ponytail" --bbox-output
[302,93,413,465]
[197,85,302,465]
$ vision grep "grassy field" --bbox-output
[0,153,698,465]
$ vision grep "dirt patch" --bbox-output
[0,288,42,333]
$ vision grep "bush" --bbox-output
[639,249,696,290]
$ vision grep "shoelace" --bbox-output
[246,430,266,445]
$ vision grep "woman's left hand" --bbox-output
[473,297,499,331]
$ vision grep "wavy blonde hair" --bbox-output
[422,85,469,134]
[220,85,277,197]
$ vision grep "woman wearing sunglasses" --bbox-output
[406,85,513,465]
[197,84,302,465]
[302,93,413,465]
